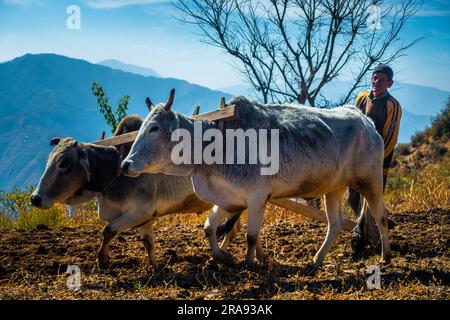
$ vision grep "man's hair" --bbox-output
[373,64,394,81]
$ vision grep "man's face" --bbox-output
[371,72,393,97]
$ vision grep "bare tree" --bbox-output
[175,0,422,107]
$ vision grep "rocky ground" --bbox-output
[0,207,448,300]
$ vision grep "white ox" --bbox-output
[122,91,392,271]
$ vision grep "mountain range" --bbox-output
[0,53,448,190]
[97,59,159,77]
[0,53,231,190]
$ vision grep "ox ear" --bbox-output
[50,137,61,147]
[78,147,91,183]
[145,97,154,111]
[164,88,175,111]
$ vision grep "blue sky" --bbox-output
[1,0,449,91]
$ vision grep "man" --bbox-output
[349,64,402,254]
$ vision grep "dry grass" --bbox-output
[385,153,450,214]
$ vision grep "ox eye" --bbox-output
[149,126,159,133]
[59,157,70,169]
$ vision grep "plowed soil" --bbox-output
[0,207,448,299]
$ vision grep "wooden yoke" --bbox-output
[190,104,235,121]
[116,127,127,176]
[91,104,236,147]
[98,129,128,176]
[218,97,226,132]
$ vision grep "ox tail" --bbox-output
[216,211,242,241]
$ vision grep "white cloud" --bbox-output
[85,0,171,9]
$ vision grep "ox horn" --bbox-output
[164,88,175,111]
[145,97,154,111]
[192,105,200,116]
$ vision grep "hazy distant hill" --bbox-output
[97,59,159,77]
[391,83,449,116]
[221,82,448,143]
[0,54,231,190]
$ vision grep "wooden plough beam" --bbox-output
[90,101,356,232]
[269,199,356,232]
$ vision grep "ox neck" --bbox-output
[83,144,119,193]
[181,114,218,131]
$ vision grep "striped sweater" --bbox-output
[355,90,402,175]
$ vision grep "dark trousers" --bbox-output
[347,175,388,252]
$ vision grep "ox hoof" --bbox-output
[212,249,235,266]
[97,254,110,270]
[244,260,256,270]
[302,262,320,275]
[387,218,396,229]
[256,251,267,263]
[151,263,161,272]
[350,232,366,255]
[380,256,392,266]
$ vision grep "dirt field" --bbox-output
[0,206,448,300]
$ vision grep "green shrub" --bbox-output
[433,144,448,159]
[0,186,100,231]
[429,97,450,142]
[410,96,450,146]
[411,130,428,148]
[395,143,411,157]
[92,81,130,133]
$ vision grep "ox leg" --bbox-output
[97,211,152,269]
[97,224,116,269]
[255,237,266,262]
[363,194,392,264]
[309,188,346,271]
[204,206,235,265]
[219,214,242,250]
[136,220,159,270]
[107,211,151,234]
[245,201,266,266]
